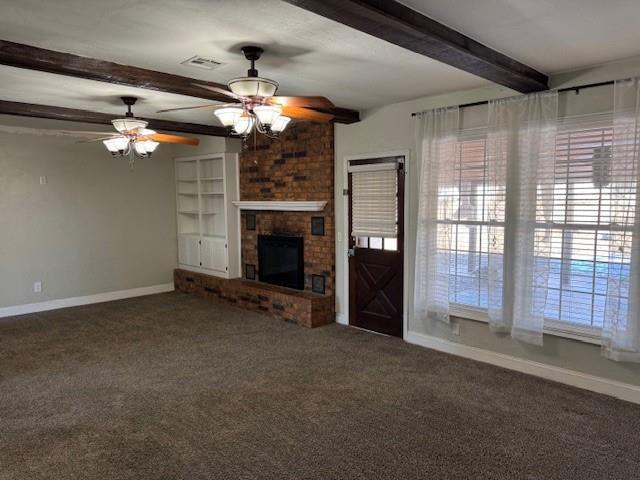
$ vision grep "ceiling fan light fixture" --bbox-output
[254,105,282,126]
[233,112,255,136]
[156,45,335,142]
[214,107,244,127]
[134,140,159,157]
[112,118,148,134]
[271,115,291,133]
[228,77,278,97]
[103,136,130,155]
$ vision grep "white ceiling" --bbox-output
[399,0,640,73]
[0,0,639,126]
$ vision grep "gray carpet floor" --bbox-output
[1,292,639,479]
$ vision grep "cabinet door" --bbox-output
[201,237,226,272]
[178,235,200,267]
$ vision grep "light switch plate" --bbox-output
[33,281,42,293]
[39,176,47,185]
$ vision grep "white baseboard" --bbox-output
[336,312,348,326]
[405,330,640,405]
[0,283,175,319]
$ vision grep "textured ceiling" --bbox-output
[0,0,486,120]
[0,0,639,126]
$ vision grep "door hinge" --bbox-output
[199,240,202,245]
[225,266,228,271]
[225,243,227,248]
[343,188,349,195]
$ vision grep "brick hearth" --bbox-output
[174,269,333,328]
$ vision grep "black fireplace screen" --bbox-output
[258,235,304,290]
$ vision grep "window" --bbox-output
[443,131,503,310]
[448,114,635,336]
[355,236,398,251]
[538,114,632,331]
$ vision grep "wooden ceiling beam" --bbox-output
[282,0,549,93]
[0,40,360,124]
[0,100,229,137]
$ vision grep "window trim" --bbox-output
[449,303,602,345]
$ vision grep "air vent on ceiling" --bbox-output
[181,56,224,70]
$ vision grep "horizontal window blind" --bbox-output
[442,129,504,309]
[536,112,633,329]
[351,168,398,238]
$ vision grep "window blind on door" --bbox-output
[351,167,398,238]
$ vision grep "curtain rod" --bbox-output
[410,80,615,117]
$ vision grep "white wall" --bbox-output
[0,115,235,310]
[335,57,640,388]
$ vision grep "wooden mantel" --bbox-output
[232,200,327,212]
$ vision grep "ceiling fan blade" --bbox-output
[146,133,199,146]
[281,106,334,123]
[193,84,246,101]
[0,125,117,137]
[156,103,239,114]
[76,135,122,144]
[268,96,334,109]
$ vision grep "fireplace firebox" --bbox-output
[257,235,304,290]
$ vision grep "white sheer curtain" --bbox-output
[486,92,558,345]
[414,107,459,324]
[602,78,640,362]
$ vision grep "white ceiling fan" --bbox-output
[157,45,336,138]
[1,96,200,167]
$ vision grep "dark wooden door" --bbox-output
[348,159,404,337]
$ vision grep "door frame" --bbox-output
[340,150,411,339]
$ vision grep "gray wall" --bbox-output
[335,57,640,387]
[0,115,179,308]
[172,135,241,158]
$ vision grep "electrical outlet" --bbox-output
[451,321,460,336]
[33,281,42,293]
[39,176,47,185]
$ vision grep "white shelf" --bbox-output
[232,200,327,212]
[178,211,217,215]
[178,192,222,196]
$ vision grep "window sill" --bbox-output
[449,305,602,346]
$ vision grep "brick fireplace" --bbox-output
[175,122,335,327]
[239,122,335,297]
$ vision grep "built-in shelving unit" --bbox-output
[175,153,240,278]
